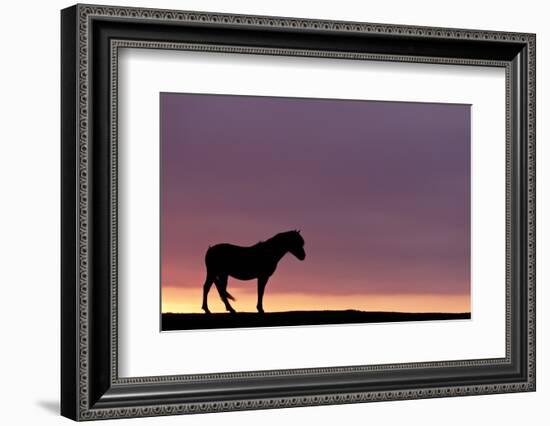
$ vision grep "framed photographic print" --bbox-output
[160,93,473,332]
[61,3,536,421]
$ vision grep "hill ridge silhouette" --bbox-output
[162,310,470,331]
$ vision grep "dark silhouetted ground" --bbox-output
[161,310,470,331]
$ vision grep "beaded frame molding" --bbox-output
[61,4,536,421]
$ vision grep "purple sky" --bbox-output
[161,93,470,299]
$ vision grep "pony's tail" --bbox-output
[224,290,236,301]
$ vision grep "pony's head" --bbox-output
[283,230,306,261]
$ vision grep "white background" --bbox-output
[119,49,506,376]
[0,0,547,425]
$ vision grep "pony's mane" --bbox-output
[253,230,303,248]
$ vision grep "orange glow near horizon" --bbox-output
[162,286,470,314]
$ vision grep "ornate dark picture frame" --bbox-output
[61,4,536,421]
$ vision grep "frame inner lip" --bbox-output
[109,38,513,384]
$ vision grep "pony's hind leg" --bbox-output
[215,275,236,314]
[201,273,215,314]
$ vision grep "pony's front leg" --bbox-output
[256,277,268,314]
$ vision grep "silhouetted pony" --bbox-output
[201,230,306,314]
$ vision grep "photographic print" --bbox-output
[160,93,471,331]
